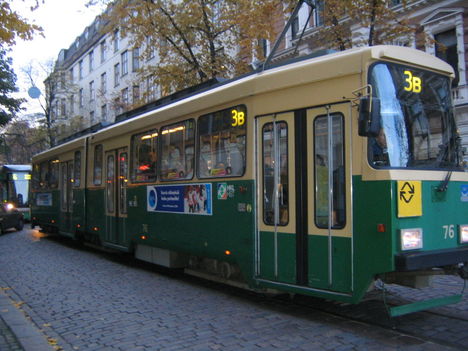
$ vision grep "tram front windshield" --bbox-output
[7,172,30,207]
[368,62,462,170]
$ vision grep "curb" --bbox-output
[0,289,53,351]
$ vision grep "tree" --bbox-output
[0,1,43,128]
[0,49,22,126]
[316,0,420,51]
[313,0,351,51]
[92,0,294,93]
[0,0,43,47]
[23,59,57,147]
[349,0,415,47]
[0,115,48,164]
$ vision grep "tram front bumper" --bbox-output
[395,246,468,271]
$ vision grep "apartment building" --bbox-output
[49,15,159,141]
[48,0,467,148]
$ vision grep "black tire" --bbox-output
[15,218,24,231]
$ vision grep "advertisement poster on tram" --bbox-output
[147,184,212,215]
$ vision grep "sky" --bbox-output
[10,0,106,117]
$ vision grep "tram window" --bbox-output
[93,144,103,186]
[131,130,158,183]
[314,114,345,229]
[49,160,59,189]
[160,120,195,181]
[106,154,115,213]
[39,162,49,189]
[67,162,73,210]
[32,163,40,190]
[73,151,81,187]
[262,121,289,226]
[119,152,128,214]
[197,105,246,178]
[60,163,68,211]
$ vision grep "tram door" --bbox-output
[105,148,128,247]
[60,161,73,234]
[256,112,297,284]
[256,104,352,293]
[306,105,352,293]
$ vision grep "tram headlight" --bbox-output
[400,228,423,251]
[460,225,468,244]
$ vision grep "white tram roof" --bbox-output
[33,45,453,162]
[2,164,32,172]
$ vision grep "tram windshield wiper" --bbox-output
[437,170,452,192]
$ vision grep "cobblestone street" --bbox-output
[0,227,466,351]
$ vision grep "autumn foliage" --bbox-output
[101,0,294,93]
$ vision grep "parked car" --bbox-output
[0,203,24,234]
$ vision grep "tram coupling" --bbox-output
[459,263,468,280]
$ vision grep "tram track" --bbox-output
[289,291,468,351]
[178,271,468,351]
[48,234,468,350]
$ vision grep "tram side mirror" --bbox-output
[358,97,381,137]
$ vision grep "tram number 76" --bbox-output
[443,224,455,239]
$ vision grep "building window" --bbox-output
[114,97,121,115]
[435,29,459,87]
[121,50,128,76]
[101,72,107,94]
[259,38,268,58]
[114,63,120,87]
[132,47,140,72]
[291,16,299,39]
[60,98,66,116]
[90,111,95,124]
[89,80,95,101]
[101,104,107,121]
[100,40,106,63]
[113,30,119,53]
[78,60,83,79]
[89,50,94,72]
[146,36,155,60]
[69,94,74,114]
[69,68,74,83]
[146,75,156,102]
[132,84,140,103]
[121,87,129,106]
[60,72,66,90]
[79,88,84,107]
[314,0,324,26]
[50,103,56,120]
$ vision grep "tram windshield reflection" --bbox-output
[368,62,463,170]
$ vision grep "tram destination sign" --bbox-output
[147,184,212,215]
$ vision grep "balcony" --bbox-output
[453,84,468,105]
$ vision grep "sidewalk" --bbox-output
[0,289,52,351]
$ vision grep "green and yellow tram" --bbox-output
[31,46,468,316]
[0,164,32,221]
